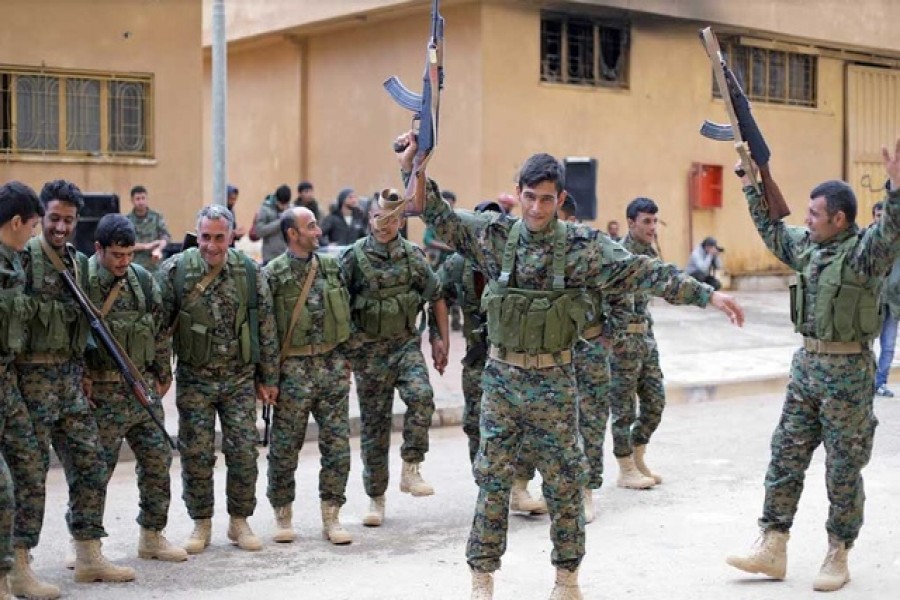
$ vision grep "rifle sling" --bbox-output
[280,256,318,364]
[39,237,77,282]
[100,279,126,317]
[187,262,224,305]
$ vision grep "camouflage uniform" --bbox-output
[16,238,109,541]
[745,184,900,545]
[420,178,712,573]
[127,208,170,272]
[340,235,440,498]
[158,248,278,519]
[263,251,352,508]
[84,257,174,531]
[607,233,665,458]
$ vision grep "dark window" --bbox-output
[714,39,817,107]
[541,13,629,88]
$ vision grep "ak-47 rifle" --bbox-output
[57,245,176,449]
[383,0,444,218]
[698,27,791,221]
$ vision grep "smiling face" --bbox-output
[369,203,404,244]
[95,242,135,278]
[517,181,565,232]
[806,196,844,243]
[197,216,233,267]
[41,200,78,250]
[628,211,658,245]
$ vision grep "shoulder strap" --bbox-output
[127,265,151,313]
[499,221,522,289]
[353,239,378,289]
[552,220,567,290]
[99,279,125,317]
[239,251,260,364]
[279,256,318,363]
[186,258,224,305]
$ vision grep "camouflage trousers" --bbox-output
[515,339,611,489]
[0,369,45,550]
[609,332,665,457]
[268,352,351,508]
[0,368,22,573]
[17,361,108,541]
[461,350,486,463]
[350,336,435,498]
[90,379,173,531]
[176,366,259,519]
[468,359,588,573]
[759,348,878,546]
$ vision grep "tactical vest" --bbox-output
[481,221,592,354]
[351,238,424,339]
[173,248,260,366]
[268,253,351,348]
[790,235,882,342]
[0,287,32,356]
[84,259,156,371]
[460,259,487,345]
[24,237,89,355]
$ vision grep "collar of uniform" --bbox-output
[0,242,17,265]
[286,249,314,263]
[367,234,402,255]
[200,255,231,275]
[519,217,559,243]
[93,260,121,288]
[623,233,656,257]
[819,224,859,250]
[129,208,151,222]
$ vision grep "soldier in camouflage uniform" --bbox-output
[726,144,900,592]
[607,197,667,491]
[126,185,171,272]
[158,205,279,554]
[263,207,353,546]
[17,180,135,586]
[0,181,48,599]
[82,214,187,563]
[395,132,744,600]
[340,195,448,527]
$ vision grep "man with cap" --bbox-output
[686,236,724,290]
[321,188,367,247]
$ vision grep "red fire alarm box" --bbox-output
[689,163,723,209]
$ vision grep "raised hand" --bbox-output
[881,138,900,192]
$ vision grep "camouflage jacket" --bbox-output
[0,242,27,366]
[436,252,486,344]
[604,232,657,333]
[127,209,171,271]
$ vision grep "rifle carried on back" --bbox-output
[56,244,176,449]
[698,27,791,221]
[383,0,444,217]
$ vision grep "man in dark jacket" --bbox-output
[321,188,366,247]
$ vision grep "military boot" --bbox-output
[615,455,656,489]
[138,528,188,562]
[633,444,663,484]
[812,537,850,592]
[362,495,385,527]
[470,568,494,600]
[321,502,352,545]
[0,573,11,600]
[583,489,595,524]
[64,539,75,570]
[184,518,212,555]
[548,567,583,600]
[726,529,789,579]
[9,547,60,599]
[509,479,547,514]
[400,461,434,496]
[73,539,136,583]
[227,517,263,551]
[272,505,295,543]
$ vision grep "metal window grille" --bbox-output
[0,65,153,158]
[713,40,817,107]
[541,14,629,88]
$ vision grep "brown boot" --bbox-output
[548,567,583,600]
[509,479,547,514]
[9,547,60,598]
[726,529,789,579]
[470,568,494,600]
[227,517,263,551]
[184,518,212,555]
[362,496,385,527]
[633,444,663,484]
[0,573,12,600]
[138,528,188,562]
[615,455,656,489]
[583,489,595,524]
[73,539,136,583]
[272,505,295,543]
[321,502,352,545]
[812,537,850,592]
[64,539,75,570]
[400,461,434,496]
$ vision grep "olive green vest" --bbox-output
[482,220,591,354]
[790,235,882,342]
[173,248,260,366]
[268,253,351,349]
[0,289,32,356]
[24,237,89,355]
[84,259,156,371]
[351,238,424,339]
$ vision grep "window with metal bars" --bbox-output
[0,66,153,158]
[541,13,629,88]
[713,40,817,107]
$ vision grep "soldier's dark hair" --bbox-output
[275,185,292,204]
[518,154,566,193]
[297,181,314,193]
[280,209,298,243]
[559,195,577,220]
[626,197,659,221]
[873,201,885,217]
[95,213,136,248]
[810,180,857,225]
[130,185,147,198]
[0,181,45,227]
[39,179,84,214]
[441,190,457,204]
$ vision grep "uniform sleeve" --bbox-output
[253,264,279,385]
[256,204,283,238]
[410,245,441,303]
[155,255,179,332]
[436,253,463,302]
[745,185,809,271]
[148,275,173,384]
[157,214,172,242]
[848,187,900,277]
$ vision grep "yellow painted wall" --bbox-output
[0,0,203,241]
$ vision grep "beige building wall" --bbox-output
[0,0,203,241]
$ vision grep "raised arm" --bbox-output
[849,140,900,276]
